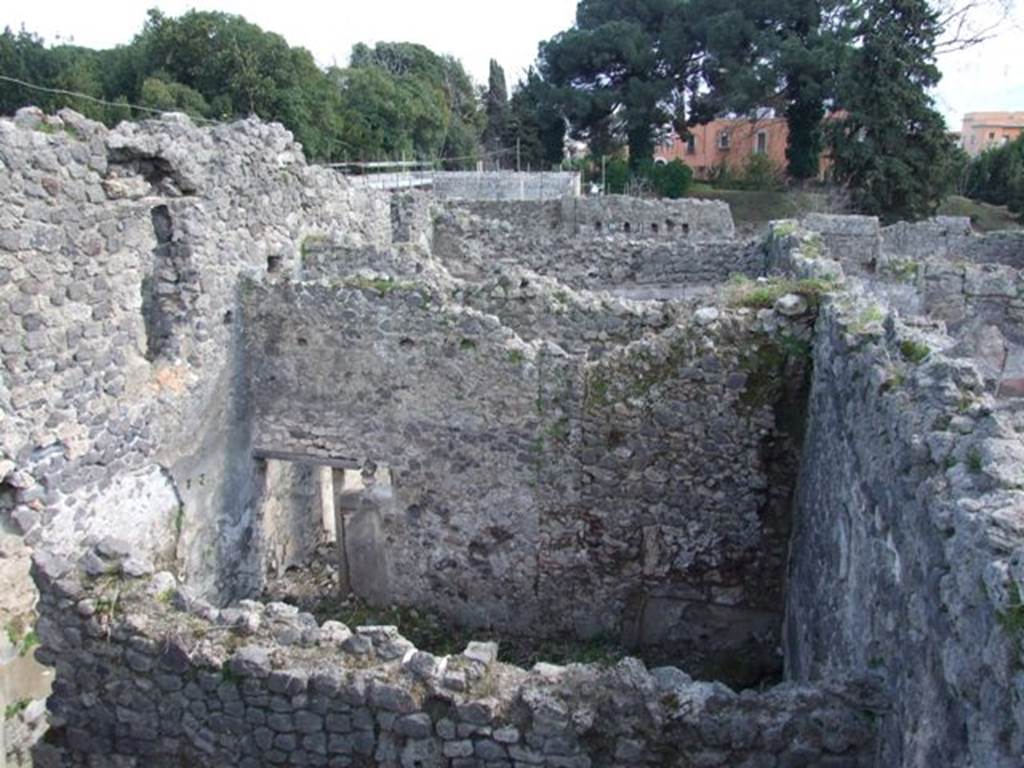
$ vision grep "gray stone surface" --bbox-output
[31,550,878,767]
[3,109,1023,768]
[786,292,1024,768]
[432,171,581,201]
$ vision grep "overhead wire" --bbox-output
[0,72,532,170]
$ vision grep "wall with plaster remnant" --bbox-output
[0,107,391,604]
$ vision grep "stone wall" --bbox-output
[880,216,974,260]
[440,236,764,291]
[31,546,880,768]
[918,260,1023,341]
[800,213,881,273]
[0,108,391,605]
[242,278,815,678]
[451,268,684,358]
[438,196,736,243]
[873,255,1024,399]
[432,171,581,201]
[965,230,1024,268]
[786,293,1024,768]
[572,197,736,240]
[881,216,1024,268]
[433,203,757,291]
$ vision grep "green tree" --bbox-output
[139,75,209,117]
[966,136,1024,221]
[828,0,955,222]
[484,59,509,161]
[689,0,851,183]
[347,42,483,166]
[650,159,694,198]
[506,68,566,170]
[604,156,630,193]
[133,10,351,159]
[539,0,704,170]
[0,12,490,165]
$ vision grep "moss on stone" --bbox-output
[739,334,810,411]
[899,340,930,364]
[299,234,329,263]
[4,699,29,720]
[343,276,416,294]
[772,220,798,238]
[966,448,983,474]
[888,259,920,282]
[850,304,886,334]
[879,371,905,395]
[997,582,1024,666]
[726,276,837,310]
[585,370,611,409]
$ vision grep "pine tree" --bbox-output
[828,0,955,222]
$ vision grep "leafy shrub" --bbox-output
[965,135,1024,221]
[739,153,785,190]
[650,159,693,198]
[604,157,630,194]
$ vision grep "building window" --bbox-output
[755,131,768,154]
[717,130,731,150]
[989,132,996,140]
[686,135,696,155]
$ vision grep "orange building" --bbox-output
[960,112,1024,157]
[655,116,792,179]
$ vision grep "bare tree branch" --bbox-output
[931,0,1016,52]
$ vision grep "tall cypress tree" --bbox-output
[828,0,954,221]
[778,0,831,182]
[484,60,509,161]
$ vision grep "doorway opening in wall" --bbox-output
[255,457,397,594]
[256,445,789,689]
[257,457,644,675]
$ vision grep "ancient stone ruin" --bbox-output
[1,107,1023,767]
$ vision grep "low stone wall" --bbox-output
[434,232,764,290]
[880,216,973,259]
[918,260,1023,342]
[432,172,580,201]
[430,197,749,291]
[437,196,735,243]
[881,217,1024,268]
[31,547,880,768]
[786,292,1024,767]
[964,230,1024,268]
[801,213,881,273]
[572,197,736,240]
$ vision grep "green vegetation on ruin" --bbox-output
[739,334,812,412]
[299,234,330,262]
[5,615,38,657]
[343,276,417,295]
[4,699,29,721]
[997,582,1024,666]
[966,448,984,474]
[886,259,920,283]
[899,340,931,365]
[724,275,837,311]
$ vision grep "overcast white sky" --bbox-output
[4,0,1022,129]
